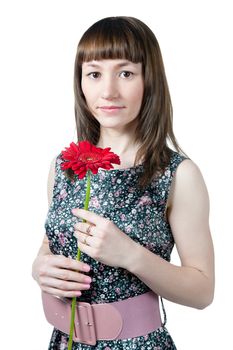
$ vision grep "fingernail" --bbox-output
[72,208,81,215]
[85,276,92,283]
[84,284,91,289]
[83,264,90,272]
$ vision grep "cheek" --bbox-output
[130,85,144,108]
[81,81,95,107]
[81,79,88,101]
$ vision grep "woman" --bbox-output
[32,16,215,349]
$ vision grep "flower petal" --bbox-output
[60,140,121,175]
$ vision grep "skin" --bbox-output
[32,59,214,308]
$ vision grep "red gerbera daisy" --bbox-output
[61,141,121,179]
[60,141,120,348]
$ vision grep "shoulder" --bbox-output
[47,154,61,207]
[174,158,206,189]
[168,150,187,171]
[174,157,202,179]
[167,150,202,182]
[48,154,61,182]
[168,157,209,210]
[48,152,65,178]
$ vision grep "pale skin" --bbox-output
[32,59,214,309]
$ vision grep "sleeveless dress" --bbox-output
[45,150,186,350]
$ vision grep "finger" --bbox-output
[75,231,98,247]
[77,240,98,259]
[41,275,91,292]
[72,208,104,225]
[51,267,92,284]
[76,232,90,246]
[42,286,82,298]
[52,255,91,273]
[74,222,96,236]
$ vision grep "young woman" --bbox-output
[32,16,215,349]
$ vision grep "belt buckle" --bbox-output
[73,301,97,346]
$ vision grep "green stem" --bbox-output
[68,171,91,350]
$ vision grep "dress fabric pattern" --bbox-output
[45,150,186,350]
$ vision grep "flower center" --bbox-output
[79,152,101,163]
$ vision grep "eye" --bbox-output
[119,71,133,79]
[87,72,101,79]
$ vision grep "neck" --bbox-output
[96,128,141,168]
[97,129,136,154]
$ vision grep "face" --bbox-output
[81,59,144,132]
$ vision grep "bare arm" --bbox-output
[126,160,215,309]
[31,157,56,277]
[32,156,56,260]
[32,157,92,297]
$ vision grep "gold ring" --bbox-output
[86,224,93,235]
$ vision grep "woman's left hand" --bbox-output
[72,208,137,269]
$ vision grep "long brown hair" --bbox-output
[71,16,185,187]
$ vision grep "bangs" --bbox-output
[77,17,145,64]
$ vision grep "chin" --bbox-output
[96,118,123,129]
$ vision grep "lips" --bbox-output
[98,106,125,110]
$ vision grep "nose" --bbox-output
[101,76,119,100]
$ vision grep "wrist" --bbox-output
[122,240,143,273]
[37,240,52,257]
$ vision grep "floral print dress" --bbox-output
[45,150,186,350]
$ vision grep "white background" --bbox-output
[0,0,232,349]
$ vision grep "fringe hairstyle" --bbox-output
[69,16,185,188]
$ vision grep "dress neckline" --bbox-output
[99,164,144,172]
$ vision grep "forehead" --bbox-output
[82,59,141,69]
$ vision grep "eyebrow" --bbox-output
[83,61,136,68]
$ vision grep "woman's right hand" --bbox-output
[32,253,92,298]
[32,159,92,298]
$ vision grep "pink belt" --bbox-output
[42,291,162,346]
